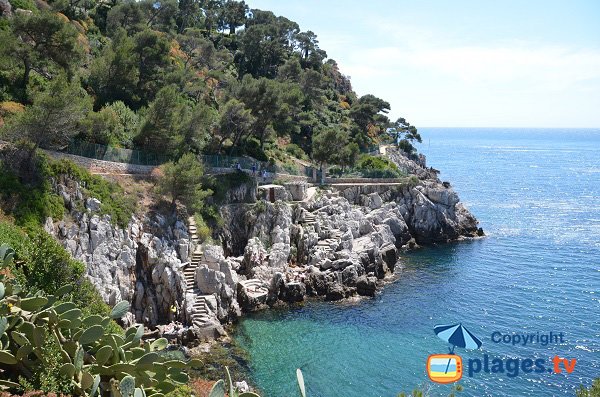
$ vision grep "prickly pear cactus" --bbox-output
[0,244,200,396]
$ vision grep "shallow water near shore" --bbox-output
[234,128,600,397]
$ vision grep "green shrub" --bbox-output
[156,153,212,213]
[284,144,308,160]
[203,171,253,205]
[18,328,74,394]
[355,154,404,178]
[44,157,137,227]
[0,261,199,396]
[398,139,417,155]
[193,213,211,243]
[327,166,343,177]
[0,165,65,228]
[0,154,136,228]
[79,102,139,149]
[165,384,195,397]
[0,220,114,323]
[8,0,37,11]
[241,137,268,161]
[577,378,600,397]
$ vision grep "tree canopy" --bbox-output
[0,0,419,169]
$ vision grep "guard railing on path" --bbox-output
[60,140,317,177]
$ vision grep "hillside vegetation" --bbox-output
[0,0,421,169]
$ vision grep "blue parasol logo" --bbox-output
[434,323,483,353]
[427,323,482,384]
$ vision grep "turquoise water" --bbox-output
[235,128,600,397]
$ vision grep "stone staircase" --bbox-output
[315,228,342,253]
[301,212,317,226]
[184,216,212,328]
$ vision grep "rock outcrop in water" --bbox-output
[43,147,480,340]
[218,148,482,311]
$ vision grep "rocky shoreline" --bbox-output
[43,147,482,344]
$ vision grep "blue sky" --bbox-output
[248,0,600,128]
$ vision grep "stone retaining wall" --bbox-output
[324,177,409,184]
[43,150,158,175]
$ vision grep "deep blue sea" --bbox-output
[234,128,600,397]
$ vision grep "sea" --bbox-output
[233,128,600,397]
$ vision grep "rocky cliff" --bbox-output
[218,148,482,310]
[44,175,192,329]
[42,148,481,341]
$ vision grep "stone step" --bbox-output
[241,279,263,286]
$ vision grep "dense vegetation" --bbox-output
[577,378,600,397]
[0,0,421,169]
[0,243,201,396]
[0,152,136,228]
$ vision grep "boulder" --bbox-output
[203,244,224,264]
[86,198,102,212]
[342,265,359,287]
[284,182,308,201]
[380,244,398,271]
[356,275,377,297]
[281,282,306,303]
[196,265,226,295]
[0,0,12,17]
[368,193,383,209]
[325,282,346,301]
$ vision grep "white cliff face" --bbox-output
[220,150,481,309]
[195,244,241,321]
[43,146,481,335]
[46,181,189,327]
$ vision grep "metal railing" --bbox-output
[63,140,171,166]
[61,140,317,177]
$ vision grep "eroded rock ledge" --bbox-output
[45,149,482,342]
[220,177,481,312]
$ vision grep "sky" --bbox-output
[247,0,600,128]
